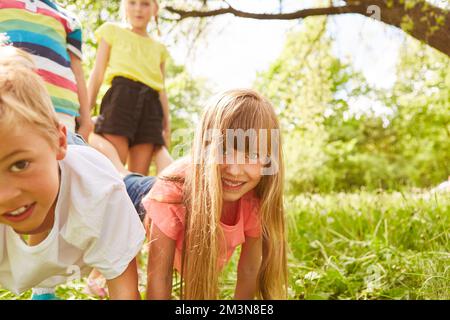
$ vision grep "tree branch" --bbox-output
[163,0,450,57]
[165,4,367,20]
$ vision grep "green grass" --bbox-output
[285,191,449,300]
[1,191,448,300]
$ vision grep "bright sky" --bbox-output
[169,16,296,90]
[165,0,406,92]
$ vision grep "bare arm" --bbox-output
[146,222,176,299]
[106,258,140,300]
[234,236,262,300]
[159,62,171,148]
[70,53,93,140]
[87,39,110,111]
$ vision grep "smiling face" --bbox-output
[0,123,67,235]
[219,150,262,202]
[124,0,156,30]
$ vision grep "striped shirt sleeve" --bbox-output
[61,7,82,59]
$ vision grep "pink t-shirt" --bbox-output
[142,160,261,272]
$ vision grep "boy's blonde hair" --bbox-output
[177,89,288,299]
[0,46,60,148]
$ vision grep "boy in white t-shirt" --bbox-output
[0,46,145,299]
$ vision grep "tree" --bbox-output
[255,17,343,192]
[163,0,450,57]
[256,13,449,192]
[385,38,450,186]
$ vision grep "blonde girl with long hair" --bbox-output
[143,89,288,299]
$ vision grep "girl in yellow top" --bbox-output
[88,0,171,175]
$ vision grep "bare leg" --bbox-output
[153,146,173,173]
[102,133,129,165]
[128,143,154,175]
[88,133,130,177]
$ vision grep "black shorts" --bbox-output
[94,76,165,146]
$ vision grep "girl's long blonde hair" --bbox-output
[178,89,288,299]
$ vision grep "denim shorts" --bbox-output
[123,174,156,221]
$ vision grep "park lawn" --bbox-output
[0,191,448,300]
[284,191,449,300]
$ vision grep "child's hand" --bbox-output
[76,117,94,141]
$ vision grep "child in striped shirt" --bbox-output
[0,0,92,139]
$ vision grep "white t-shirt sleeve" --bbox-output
[61,146,145,280]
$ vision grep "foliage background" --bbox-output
[58,0,449,193]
